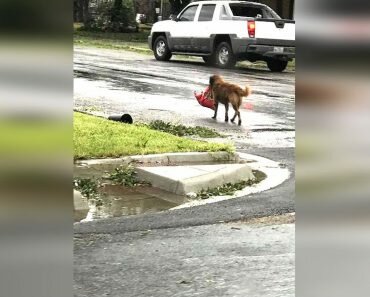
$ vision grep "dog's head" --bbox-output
[209,75,222,87]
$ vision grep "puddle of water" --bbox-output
[75,209,89,222]
[74,159,247,222]
[74,183,186,222]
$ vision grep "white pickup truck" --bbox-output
[148,1,295,72]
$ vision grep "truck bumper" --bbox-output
[231,38,295,60]
[148,36,153,51]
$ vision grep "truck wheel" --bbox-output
[153,36,172,61]
[267,59,288,72]
[215,42,236,68]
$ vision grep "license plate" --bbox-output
[273,47,284,53]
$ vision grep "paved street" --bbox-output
[74,48,295,296]
[75,218,295,297]
[74,47,295,148]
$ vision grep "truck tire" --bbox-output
[153,36,172,61]
[215,42,236,68]
[267,59,288,72]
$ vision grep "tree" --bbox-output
[168,0,190,15]
[74,0,83,22]
[117,0,136,31]
[111,0,123,31]
[73,0,91,25]
[82,0,91,26]
[85,0,136,32]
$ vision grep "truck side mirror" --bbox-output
[169,14,177,21]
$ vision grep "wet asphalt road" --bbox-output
[75,220,295,297]
[74,48,295,296]
[74,47,295,230]
[74,47,295,148]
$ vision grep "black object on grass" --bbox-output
[108,114,133,124]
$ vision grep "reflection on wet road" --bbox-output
[79,184,185,222]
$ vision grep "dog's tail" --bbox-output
[243,86,252,97]
[237,86,252,97]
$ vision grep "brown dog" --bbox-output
[209,75,251,126]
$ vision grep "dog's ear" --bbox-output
[209,75,215,86]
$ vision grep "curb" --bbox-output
[136,163,254,195]
[74,151,239,178]
[74,151,289,204]
[171,153,290,209]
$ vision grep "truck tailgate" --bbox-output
[255,19,295,41]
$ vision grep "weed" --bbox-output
[105,164,150,187]
[196,170,267,199]
[74,178,99,199]
[145,120,224,138]
[209,152,236,162]
[74,165,150,208]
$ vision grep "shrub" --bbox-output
[87,0,137,32]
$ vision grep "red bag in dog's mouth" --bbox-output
[194,86,215,110]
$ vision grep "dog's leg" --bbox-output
[225,103,229,122]
[237,110,242,126]
[230,104,238,123]
[212,101,218,120]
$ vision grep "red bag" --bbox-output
[194,86,253,111]
[194,86,215,110]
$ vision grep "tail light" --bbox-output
[248,20,255,38]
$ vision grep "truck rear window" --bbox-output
[229,4,280,19]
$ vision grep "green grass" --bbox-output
[73,29,200,61]
[74,29,151,54]
[74,112,233,159]
[74,24,152,53]
[74,30,149,42]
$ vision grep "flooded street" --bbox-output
[74,47,295,148]
[74,48,295,297]
[77,184,185,222]
[73,47,295,223]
